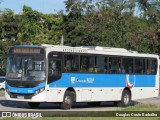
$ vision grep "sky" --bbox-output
[0,0,66,14]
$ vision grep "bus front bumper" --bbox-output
[5,90,47,102]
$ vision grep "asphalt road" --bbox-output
[0,91,160,112]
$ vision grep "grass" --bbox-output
[119,103,160,111]
[42,103,160,117]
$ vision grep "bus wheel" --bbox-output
[60,91,74,109]
[0,88,5,91]
[87,102,101,106]
[28,102,40,108]
[119,90,131,107]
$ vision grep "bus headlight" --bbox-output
[34,87,45,96]
[6,87,10,94]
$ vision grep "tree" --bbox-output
[62,0,159,54]
[63,0,84,46]
[137,0,160,53]
[16,6,63,45]
[0,9,20,41]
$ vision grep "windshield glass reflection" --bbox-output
[6,55,45,81]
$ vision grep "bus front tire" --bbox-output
[118,90,131,107]
[28,102,40,108]
[0,88,5,91]
[60,91,74,109]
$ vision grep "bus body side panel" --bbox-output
[45,87,123,102]
[75,87,123,102]
[45,87,66,102]
[46,73,157,102]
[5,73,158,102]
[131,87,158,100]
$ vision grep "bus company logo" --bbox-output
[71,77,78,84]
[71,77,94,84]
[126,74,136,88]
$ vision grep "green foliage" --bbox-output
[0,6,63,46]
[63,0,160,54]
[0,0,160,68]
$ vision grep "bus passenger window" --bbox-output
[151,59,157,74]
[135,59,145,74]
[80,55,94,72]
[146,59,152,74]
[95,56,106,73]
[121,66,126,73]
[64,60,71,71]
[109,57,121,73]
[80,65,86,72]
[64,54,79,72]
[49,61,56,76]
[122,58,133,74]
[147,59,157,74]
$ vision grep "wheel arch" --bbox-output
[65,87,76,102]
[123,87,132,100]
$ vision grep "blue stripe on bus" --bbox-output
[6,82,46,94]
[6,74,156,94]
[49,73,156,88]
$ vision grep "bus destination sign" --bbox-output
[13,48,41,54]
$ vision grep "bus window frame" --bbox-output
[56,52,158,75]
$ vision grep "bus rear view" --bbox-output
[5,45,46,107]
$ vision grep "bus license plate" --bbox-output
[17,95,24,99]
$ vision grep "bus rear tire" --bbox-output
[60,91,74,109]
[118,90,131,107]
[28,102,40,108]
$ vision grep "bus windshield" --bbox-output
[6,55,46,81]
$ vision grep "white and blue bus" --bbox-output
[5,44,159,109]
